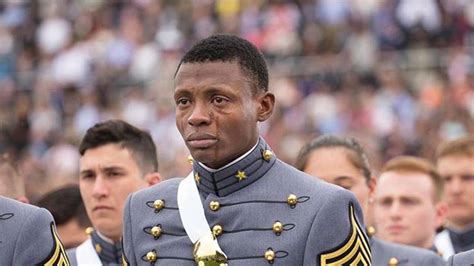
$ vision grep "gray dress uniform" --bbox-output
[67,228,122,265]
[446,249,474,266]
[122,138,371,265]
[370,237,444,265]
[0,196,69,265]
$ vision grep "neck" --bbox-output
[448,221,474,232]
[96,230,119,244]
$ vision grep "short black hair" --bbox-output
[296,135,372,183]
[79,119,158,174]
[36,185,91,228]
[176,34,269,93]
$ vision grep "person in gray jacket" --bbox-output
[0,195,70,265]
[446,249,474,266]
[122,34,371,265]
[296,135,445,265]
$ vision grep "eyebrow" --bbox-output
[334,176,355,182]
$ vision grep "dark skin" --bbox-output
[174,61,275,169]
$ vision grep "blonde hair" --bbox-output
[0,153,25,199]
[435,134,474,160]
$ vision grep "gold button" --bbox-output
[212,225,223,237]
[85,227,94,236]
[264,249,275,262]
[367,226,376,237]
[262,150,273,161]
[146,251,157,262]
[287,194,298,207]
[272,221,283,234]
[151,226,162,238]
[388,257,398,266]
[187,155,194,165]
[209,201,220,211]
[153,199,165,211]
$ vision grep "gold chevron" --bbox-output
[43,222,70,266]
[320,203,371,265]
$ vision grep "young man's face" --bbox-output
[174,61,265,169]
[437,154,474,229]
[303,147,372,219]
[79,144,148,242]
[374,171,443,249]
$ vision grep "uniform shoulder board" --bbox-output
[37,222,70,266]
[319,203,371,265]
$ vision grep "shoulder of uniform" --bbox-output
[374,237,443,261]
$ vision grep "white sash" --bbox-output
[76,239,103,265]
[177,171,226,254]
[434,229,455,260]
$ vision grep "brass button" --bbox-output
[272,221,283,234]
[85,227,94,236]
[212,225,223,237]
[151,226,162,238]
[287,194,298,207]
[153,199,165,211]
[187,155,194,165]
[388,257,398,266]
[262,150,273,161]
[367,226,376,237]
[146,251,157,262]
[209,201,220,211]
[264,249,275,262]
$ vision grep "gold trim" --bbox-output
[320,204,371,265]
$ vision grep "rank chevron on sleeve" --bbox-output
[320,203,372,266]
[40,222,70,266]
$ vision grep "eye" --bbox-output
[80,173,95,180]
[461,175,474,182]
[443,175,452,183]
[176,97,191,107]
[211,96,229,106]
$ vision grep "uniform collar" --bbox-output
[91,230,122,264]
[192,137,276,197]
[448,226,474,251]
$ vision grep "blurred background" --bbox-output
[0,0,472,202]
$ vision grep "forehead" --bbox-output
[175,61,250,90]
[304,147,363,181]
[437,155,474,174]
[79,144,137,169]
[376,171,434,197]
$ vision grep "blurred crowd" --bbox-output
[0,0,473,202]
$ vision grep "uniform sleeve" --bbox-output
[303,189,371,265]
[122,193,137,265]
[14,207,70,265]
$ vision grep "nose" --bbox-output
[92,175,109,199]
[449,176,463,194]
[187,101,211,127]
[388,201,402,220]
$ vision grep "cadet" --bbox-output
[446,249,474,266]
[296,135,444,265]
[0,196,70,265]
[67,119,161,265]
[374,156,447,255]
[122,34,371,265]
[435,135,474,257]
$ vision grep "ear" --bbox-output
[367,177,377,203]
[435,201,448,229]
[16,196,30,204]
[256,92,275,122]
[144,172,161,187]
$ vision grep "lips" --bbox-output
[386,225,405,234]
[186,133,218,149]
[93,205,113,211]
